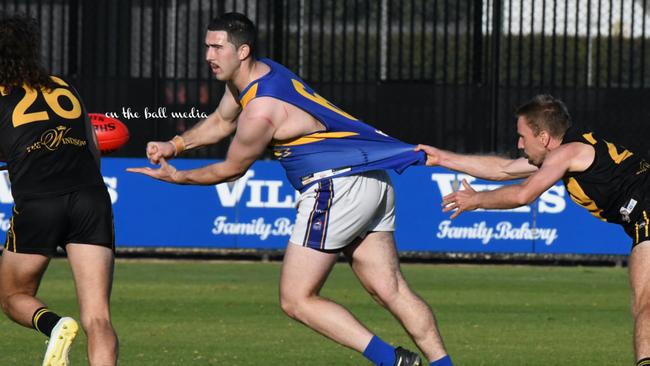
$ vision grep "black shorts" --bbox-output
[623,197,650,247]
[4,186,115,255]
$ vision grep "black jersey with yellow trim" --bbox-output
[561,126,649,225]
[0,76,104,202]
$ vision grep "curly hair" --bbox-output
[0,13,56,92]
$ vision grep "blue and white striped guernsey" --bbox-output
[238,58,426,192]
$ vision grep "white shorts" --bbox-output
[289,170,395,251]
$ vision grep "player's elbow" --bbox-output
[220,164,248,183]
[514,189,537,206]
[224,171,246,182]
[215,116,237,136]
[495,166,521,181]
[491,172,513,181]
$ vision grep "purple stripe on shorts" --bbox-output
[304,179,333,249]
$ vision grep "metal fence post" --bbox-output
[68,0,79,76]
[272,0,284,64]
[490,0,502,152]
[472,0,483,84]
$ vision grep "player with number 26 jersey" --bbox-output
[0,13,117,365]
[0,76,103,203]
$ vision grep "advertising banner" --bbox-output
[391,167,628,255]
[0,158,630,255]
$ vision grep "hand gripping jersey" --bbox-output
[561,127,649,225]
[238,58,425,192]
[0,76,104,202]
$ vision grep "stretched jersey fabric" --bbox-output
[561,127,649,225]
[238,58,425,191]
[0,76,103,203]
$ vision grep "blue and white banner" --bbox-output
[391,168,628,255]
[0,158,630,255]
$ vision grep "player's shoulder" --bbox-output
[238,96,281,125]
[550,141,593,159]
[242,96,283,115]
[548,141,595,173]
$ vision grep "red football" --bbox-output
[89,113,130,154]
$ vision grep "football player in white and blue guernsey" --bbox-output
[129,12,453,366]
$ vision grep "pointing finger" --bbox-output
[126,167,153,175]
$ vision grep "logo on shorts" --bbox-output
[312,220,322,231]
[620,198,638,223]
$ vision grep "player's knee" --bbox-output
[280,291,312,320]
[0,291,22,315]
[80,315,114,334]
[633,299,650,319]
[631,287,650,315]
[279,294,300,319]
[370,280,402,306]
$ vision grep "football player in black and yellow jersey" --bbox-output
[418,94,650,364]
[0,14,118,366]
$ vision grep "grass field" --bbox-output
[0,259,634,365]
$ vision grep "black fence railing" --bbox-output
[1,0,649,158]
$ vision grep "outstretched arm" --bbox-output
[441,143,587,219]
[416,144,538,181]
[147,83,242,163]
[129,99,275,185]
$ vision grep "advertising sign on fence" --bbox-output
[0,158,630,255]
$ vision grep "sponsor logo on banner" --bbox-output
[211,216,294,240]
[437,220,559,245]
[431,173,566,213]
[215,170,299,208]
[212,170,298,240]
[431,173,565,245]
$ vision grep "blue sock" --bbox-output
[430,355,453,366]
[362,335,396,366]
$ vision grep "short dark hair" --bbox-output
[208,12,257,58]
[0,12,56,92]
[515,94,572,138]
